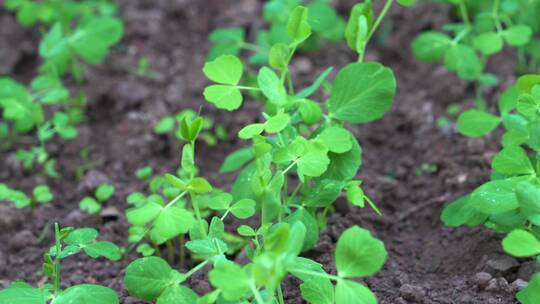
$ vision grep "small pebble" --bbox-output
[473,272,492,289]
[399,284,425,303]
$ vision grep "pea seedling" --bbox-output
[122,1,412,302]
[79,183,115,215]
[412,0,538,109]
[442,74,540,302]
[0,183,53,211]
[155,109,227,147]
[208,0,347,64]
[0,223,121,303]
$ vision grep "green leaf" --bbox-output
[203,55,243,85]
[230,199,256,219]
[207,192,233,210]
[335,226,387,278]
[457,110,501,137]
[297,150,330,178]
[258,67,287,105]
[304,179,346,208]
[65,228,98,246]
[125,257,176,301]
[79,197,101,214]
[441,195,488,227]
[444,44,482,80]
[328,62,396,123]
[471,179,520,214]
[346,184,365,208]
[516,182,540,226]
[0,282,47,304]
[491,146,534,175]
[208,27,245,60]
[126,202,162,226]
[299,100,323,124]
[209,260,250,301]
[498,85,518,114]
[33,185,52,203]
[503,25,532,46]
[187,178,213,194]
[220,147,254,173]
[70,17,124,65]
[411,32,452,62]
[52,285,118,304]
[335,280,377,304]
[473,32,503,55]
[203,85,243,111]
[269,43,290,70]
[300,277,335,304]
[153,207,195,240]
[84,241,121,261]
[238,123,265,139]
[265,113,291,133]
[321,136,362,181]
[95,184,115,201]
[317,126,352,154]
[502,229,540,257]
[155,116,175,134]
[287,6,312,43]
[237,225,256,236]
[185,239,228,258]
[345,2,373,52]
[156,285,199,304]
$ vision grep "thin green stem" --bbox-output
[184,259,210,279]
[53,223,61,292]
[492,0,503,33]
[241,42,266,53]
[278,285,285,304]
[191,193,208,238]
[458,0,472,29]
[366,0,395,42]
[237,85,262,91]
[283,160,298,175]
[288,268,341,281]
[250,283,265,304]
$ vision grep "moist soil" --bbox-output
[0,1,530,303]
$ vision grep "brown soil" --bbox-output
[0,1,527,303]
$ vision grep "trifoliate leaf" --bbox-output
[65,228,98,246]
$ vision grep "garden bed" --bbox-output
[0,1,528,303]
